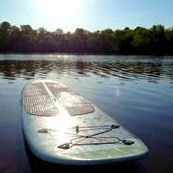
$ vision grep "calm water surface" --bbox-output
[0,54,173,173]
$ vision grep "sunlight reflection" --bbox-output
[46,115,78,145]
[114,86,120,96]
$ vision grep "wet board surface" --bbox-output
[21,80,149,165]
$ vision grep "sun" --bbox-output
[37,0,80,19]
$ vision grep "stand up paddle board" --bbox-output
[21,79,149,165]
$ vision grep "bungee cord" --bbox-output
[38,124,134,150]
[57,124,134,149]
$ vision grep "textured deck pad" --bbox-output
[23,82,58,117]
[58,92,94,116]
[23,81,94,116]
[45,82,94,116]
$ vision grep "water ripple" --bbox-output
[0,56,173,84]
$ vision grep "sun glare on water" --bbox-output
[38,0,81,19]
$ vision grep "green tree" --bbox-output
[132,27,152,54]
[100,29,113,53]
[74,28,89,53]
[165,28,173,54]
[150,25,166,55]
[111,28,133,54]
[19,25,38,52]
[10,25,20,52]
[0,22,12,52]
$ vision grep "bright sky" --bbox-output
[1,0,173,32]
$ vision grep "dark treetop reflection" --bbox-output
[0,59,173,83]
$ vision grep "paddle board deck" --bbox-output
[21,79,149,165]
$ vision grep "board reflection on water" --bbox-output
[0,54,173,173]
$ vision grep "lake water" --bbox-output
[0,54,173,173]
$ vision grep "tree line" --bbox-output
[1,21,173,55]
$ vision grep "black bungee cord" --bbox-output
[57,124,127,149]
[38,124,134,150]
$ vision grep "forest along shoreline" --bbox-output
[1,21,173,56]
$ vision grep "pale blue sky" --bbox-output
[1,0,173,32]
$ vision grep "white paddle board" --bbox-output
[21,79,149,165]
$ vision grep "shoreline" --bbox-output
[0,52,171,56]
